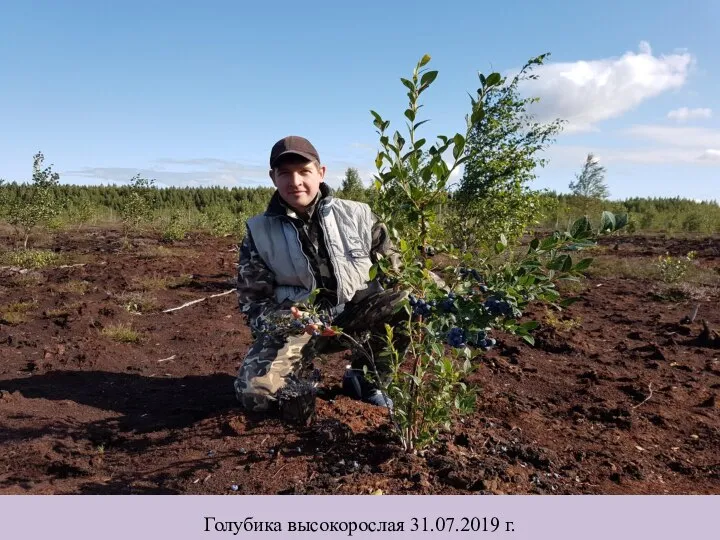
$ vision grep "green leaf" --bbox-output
[486,72,502,87]
[570,216,592,239]
[573,258,593,272]
[375,153,383,169]
[540,236,557,251]
[562,254,573,272]
[519,320,539,332]
[404,108,416,122]
[420,70,438,87]
[547,254,568,271]
[521,335,535,346]
[614,213,629,230]
[470,105,485,125]
[306,288,320,304]
[413,119,430,131]
[560,297,580,308]
[600,211,616,233]
[452,134,465,160]
[368,265,378,280]
[400,78,415,92]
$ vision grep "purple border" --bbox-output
[2,495,718,539]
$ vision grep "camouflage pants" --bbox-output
[234,288,409,412]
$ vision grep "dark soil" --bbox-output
[1,229,719,494]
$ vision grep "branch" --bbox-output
[162,288,236,313]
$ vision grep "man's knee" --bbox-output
[234,374,276,411]
[238,390,274,412]
[234,346,305,411]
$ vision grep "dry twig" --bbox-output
[162,288,236,313]
[632,383,654,410]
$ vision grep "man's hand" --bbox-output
[291,306,337,337]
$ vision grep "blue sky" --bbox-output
[1,0,718,201]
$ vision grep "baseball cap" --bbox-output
[270,136,320,168]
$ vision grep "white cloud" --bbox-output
[519,42,694,132]
[667,107,713,122]
[625,124,720,148]
[546,123,720,168]
[547,144,716,167]
[64,156,375,189]
[699,149,720,161]
[64,162,271,188]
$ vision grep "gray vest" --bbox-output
[247,197,375,306]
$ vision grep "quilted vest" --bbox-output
[246,195,375,306]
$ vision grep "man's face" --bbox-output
[270,156,326,212]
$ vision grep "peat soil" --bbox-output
[1,229,718,495]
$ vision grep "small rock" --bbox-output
[230,485,239,491]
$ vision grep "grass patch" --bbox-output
[650,282,719,303]
[0,300,38,325]
[10,273,45,287]
[55,280,91,295]
[45,307,71,318]
[586,254,720,286]
[0,249,63,269]
[584,256,658,280]
[543,308,582,333]
[556,278,589,295]
[117,291,160,314]
[101,323,142,343]
[684,264,720,287]
[131,273,193,291]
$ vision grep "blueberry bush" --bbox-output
[359,55,627,452]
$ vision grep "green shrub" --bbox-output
[656,251,696,283]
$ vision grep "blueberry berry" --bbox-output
[447,327,466,348]
[484,296,513,317]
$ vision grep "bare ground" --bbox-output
[1,229,718,495]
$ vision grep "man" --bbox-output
[234,136,408,414]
